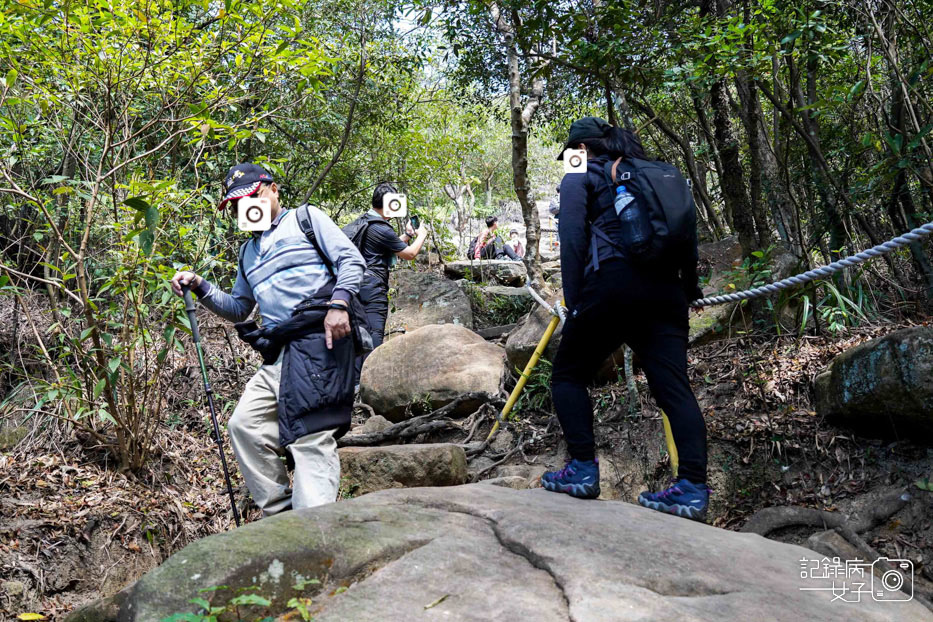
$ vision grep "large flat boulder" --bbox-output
[814,325,933,437]
[360,324,506,422]
[338,444,468,496]
[386,270,473,338]
[72,485,929,622]
[444,260,526,286]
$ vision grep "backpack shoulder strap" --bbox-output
[296,204,336,278]
[610,158,623,184]
[358,214,386,248]
[237,238,254,281]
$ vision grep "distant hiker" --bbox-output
[549,184,561,245]
[470,216,520,261]
[344,182,428,378]
[170,163,366,517]
[507,229,525,258]
[541,117,710,522]
[548,184,561,219]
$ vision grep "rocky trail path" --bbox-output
[7,237,933,620]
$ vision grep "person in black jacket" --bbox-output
[540,117,711,522]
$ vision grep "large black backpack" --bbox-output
[467,235,479,259]
[598,157,696,265]
[341,212,384,251]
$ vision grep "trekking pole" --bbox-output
[182,287,241,528]
[486,285,564,441]
[661,410,679,477]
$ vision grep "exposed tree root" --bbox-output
[741,487,910,536]
[340,392,504,447]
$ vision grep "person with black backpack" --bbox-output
[469,216,521,261]
[539,117,711,522]
[169,163,366,517]
[344,182,428,377]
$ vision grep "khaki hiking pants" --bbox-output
[228,352,340,516]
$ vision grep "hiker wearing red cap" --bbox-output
[170,163,366,517]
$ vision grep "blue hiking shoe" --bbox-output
[638,478,710,522]
[541,459,600,499]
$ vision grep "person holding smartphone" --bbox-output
[343,182,428,379]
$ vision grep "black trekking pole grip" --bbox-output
[182,287,201,343]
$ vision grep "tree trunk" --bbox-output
[890,172,933,301]
[888,64,933,303]
[505,34,544,284]
[795,53,846,255]
[491,4,546,284]
[699,0,755,257]
[710,77,757,257]
[736,71,801,255]
[692,92,725,196]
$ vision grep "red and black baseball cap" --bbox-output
[218,163,274,210]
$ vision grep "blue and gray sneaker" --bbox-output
[638,478,710,521]
[541,459,600,499]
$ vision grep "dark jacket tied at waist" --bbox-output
[235,291,371,447]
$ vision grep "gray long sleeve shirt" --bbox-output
[193,205,365,328]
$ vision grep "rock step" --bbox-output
[814,325,933,438]
[338,444,467,497]
[360,324,506,422]
[444,260,526,286]
[475,324,516,340]
[386,270,473,337]
[75,485,928,622]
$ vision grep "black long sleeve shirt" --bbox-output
[557,155,701,313]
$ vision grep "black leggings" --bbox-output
[550,260,708,484]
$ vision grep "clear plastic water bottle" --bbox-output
[614,185,635,215]
[615,185,648,246]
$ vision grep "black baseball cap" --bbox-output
[556,116,612,160]
[219,163,274,210]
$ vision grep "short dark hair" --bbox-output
[485,216,498,228]
[372,182,397,211]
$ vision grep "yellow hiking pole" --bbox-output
[661,411,679,476]
[486,306,561,441]
[486,284,680,480]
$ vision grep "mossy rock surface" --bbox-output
[814,325,933,438]
[68,485,928,621]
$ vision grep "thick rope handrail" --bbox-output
[690,221,933,308]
